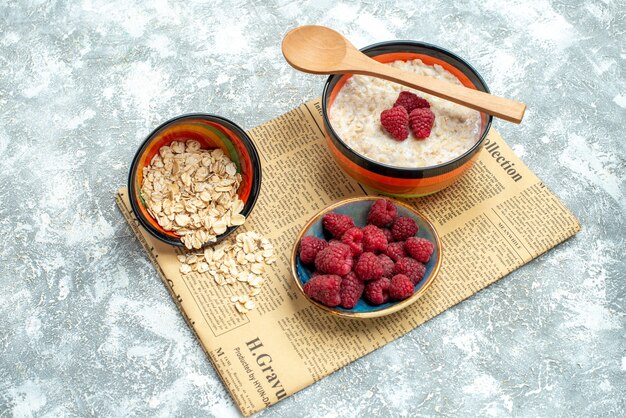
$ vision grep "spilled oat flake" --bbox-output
[177,231,275,314]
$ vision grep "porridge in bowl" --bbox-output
[329,58,481,168]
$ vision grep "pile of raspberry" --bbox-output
[299,199,435,309]
[380,91,435,141]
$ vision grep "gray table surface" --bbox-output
[1,0,624,416]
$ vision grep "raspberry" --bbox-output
[339,272,364,309]
[354,252,384,281]
[409,108,435,139]
[382,228,394,243]
[404,237,434,263]
[299,236,328,264]
[394,91,430,113]
[362,225,388,254]
[367,199,398,227]
[380,106,409,141]
[393,257,426,285]
[322,212,355,238]
[341,227,364,257]
[303,275,342,307]
[315,243,353,276]
[378,254,395,278]
[384,241,406,262]
[391,217,418,241]
[364,277,391,305]
[389,274,414,300]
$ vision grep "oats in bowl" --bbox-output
[128,114,261,248]
[141,140,246,249]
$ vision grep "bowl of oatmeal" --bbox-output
[322,41,493,196]
[128,114,262,249]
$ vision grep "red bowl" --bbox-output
[322,41,493,197]
[128,114,262,247]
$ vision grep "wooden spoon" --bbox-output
[282,25,526,124]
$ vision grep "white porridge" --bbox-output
[329,59,482,168]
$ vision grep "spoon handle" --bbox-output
[349,57,526,124]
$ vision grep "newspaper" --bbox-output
[116,99,580,416]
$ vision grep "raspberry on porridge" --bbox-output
[329,58,481,168]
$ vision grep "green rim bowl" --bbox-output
[128,113,262,248]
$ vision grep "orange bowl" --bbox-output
[128,114,262,247]
[322,41,493,197]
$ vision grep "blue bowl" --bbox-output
[290,196,442,319]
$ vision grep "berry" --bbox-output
[393,257,426,285]
[367,199,398,227]
[303,275,342,307]
[362,225,388,254]
[340,272,364,309]
[382,228,394,243]
[384,241,406,262]
[322,212,355,238]
[299,236,328,264]
[315,243,353,276]
[378,254,395,278]
[354,252,384,281]
[380,106,409,141]
[409,108,435,139]
[394,91,430,113]
[391,217,418,241]
[404,237,434,263]
[364,277,391,305]
[341,227,364,257]
[389,274,414,300]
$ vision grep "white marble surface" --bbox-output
[0,0,624,416]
